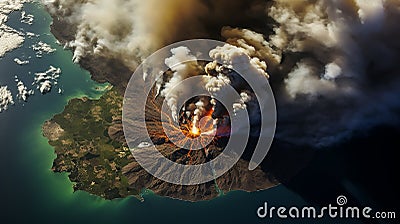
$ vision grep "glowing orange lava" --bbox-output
[146,95,228,163]
[190,125,201,137]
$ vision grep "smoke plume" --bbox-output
[267,0,400,146]
[160,46,202,121]
[43,0,400,146]
[42,0,269,69]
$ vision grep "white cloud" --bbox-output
[0,85,14,112]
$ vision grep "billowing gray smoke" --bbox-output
[159,44,268,137]
[268,0,400,146]
[42,0,269,69]
[43,0,400,147]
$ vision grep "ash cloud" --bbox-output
[160,43,269,137]
[42,0,269,69]
[266,0,400,146]
[43,0,400,147]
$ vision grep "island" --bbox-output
[43,85,279,201]
[41,2,284,202]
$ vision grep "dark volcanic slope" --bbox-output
[121,96,278,201]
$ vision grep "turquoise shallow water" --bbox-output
[0,3,360,224]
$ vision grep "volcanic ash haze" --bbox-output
[43,0,400,147]
[43,0,270,68]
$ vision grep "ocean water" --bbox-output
[0,3,362,224]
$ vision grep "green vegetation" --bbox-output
[47,89,137,199]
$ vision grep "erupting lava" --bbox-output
[160,105,228,153]
[190,125,200,137]
[146,85,231,162]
